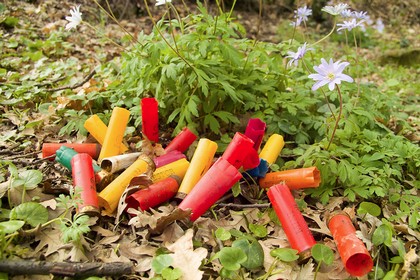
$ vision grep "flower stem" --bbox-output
[83,21,127,51]
[311,18,336,46]
[92,0,137,45]
[143,0,195,73]
[327,85,343,150]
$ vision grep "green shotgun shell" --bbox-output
[56,146,102,173]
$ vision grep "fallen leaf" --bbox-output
[167,229,208,280]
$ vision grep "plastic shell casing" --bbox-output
[328,213,374,277]
[71,153,99,216]
[259,167,321,189]
[267,183,316,253]
[141,98,159,143]
[178,157,242,221]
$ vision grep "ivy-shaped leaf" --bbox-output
[9,202,48,227]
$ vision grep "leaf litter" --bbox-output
[0,0,419,279]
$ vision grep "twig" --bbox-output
[46,69,96,92]
[0,261,134,277]
[218,203,271,209]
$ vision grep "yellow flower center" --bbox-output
[327,73,335,80]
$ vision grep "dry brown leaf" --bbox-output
[258,239,294,279]
[401,248,419,279]
[294,259,314,280]
[153,221,185,244]
[167,229,208,280]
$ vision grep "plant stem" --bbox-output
[83,21,127,51]
[353,30,361,99]
[143,0,195,73]
[227,0,238,21]
[92,0,136,45]
[311,18,336,46]
[314,260,322,280]
[326,85,343,150]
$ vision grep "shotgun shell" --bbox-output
[101,152,142,174]
[98,107,130,160]
[56,146,102,173]
[42,143,101,160]
[125,176,181,211]
[154,150,186,168]
[98,155,155,214]
[328,212,373,277]
[259,134,285,165]
[243,158,269,179]
[244,118,266,151]
[176,138,218,199]
[221,132,260,170]
[164,127,198,153]
[70,154,99,216]
[152,158,190,183]
[84,115,128,154]
[259,167,321,189]
[267,184,316,254]
[178,157,242,221]
[141,97,159,143]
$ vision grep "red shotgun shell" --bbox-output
[267,183,316,254]
[42,143,101,160]
[125,176,181,211]
[328,213,373,277]
[141,97,159,143]
[164,127,198,153]
[154,150,187,168]
[244,118,266,151]
[221,132,260,170]
[178,157,242,221]
[71,153,100,216]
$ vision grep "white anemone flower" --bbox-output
[337,18,365,32]
[286,42,313,67]
[295,6,312,22]
[322,3,349,16]
[308,58,353,91]
[156,0,172,6]
[65,5,82,30]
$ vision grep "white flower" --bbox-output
[340,9,353,18]
[352,10,368,20]
[286,42,313,67]
[374,18,385,33]
[322,3,349,16]
[308,58,353,91]
[337,18,365,32]
[295,6,312,22]
[290,17,302,27]
[155,0,171,6]
[65,5,82,30]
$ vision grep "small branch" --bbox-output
[46,69,96,92]
[218,203,271,209]
[0,261,134,277]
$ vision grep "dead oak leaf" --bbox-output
[167,229,208,280]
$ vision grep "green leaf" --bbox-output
[204,114,220,134]
[372,224,393,247]
[12,170,43,190]
[232,238,264,270]
[215,227,231,241]
[248,224,268,238]
[218,247,247,271]
[0,220,25,234]
[161,267,182,280]
[270,248,299,262]
[231,182,241,197]
[152,254,173,274]
[9,202,48,227]
[357,202,381,217]
[311,244,334,265]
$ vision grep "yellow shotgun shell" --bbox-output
[259,134,285,164]
[177,138,217,199]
